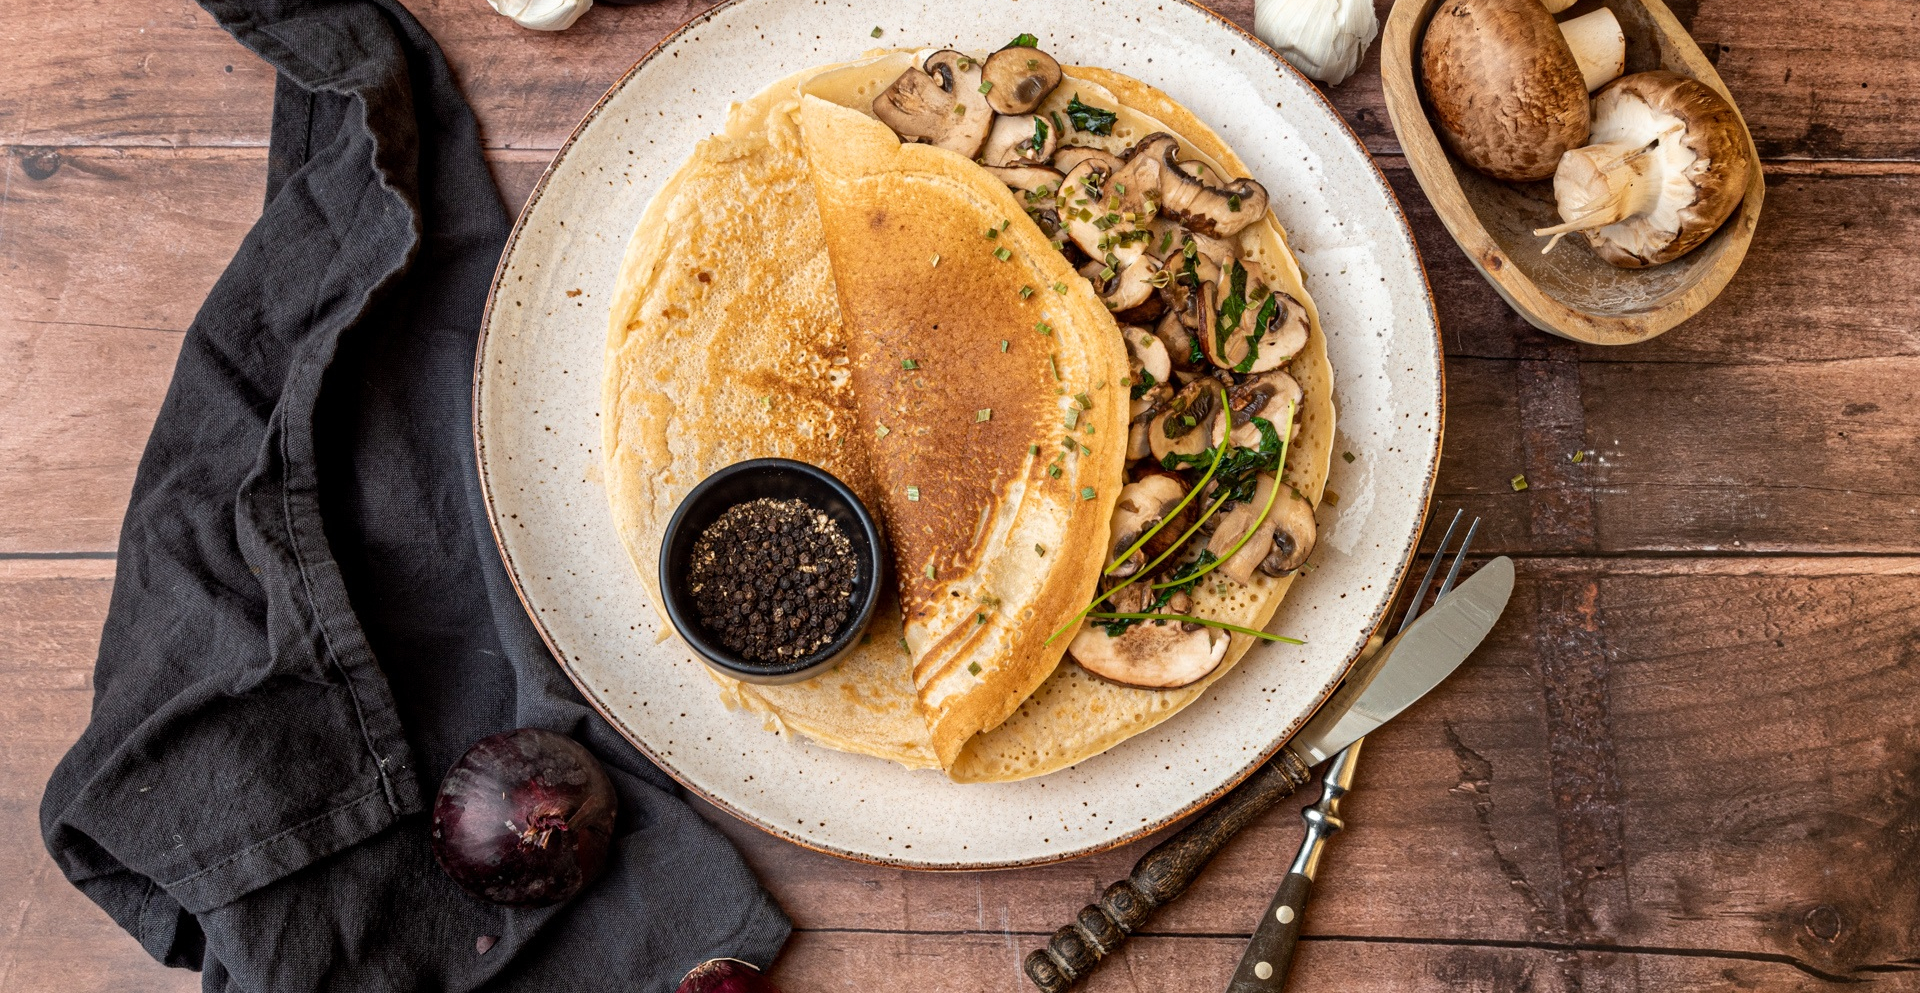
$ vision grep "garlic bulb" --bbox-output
[489,0,591,32]
[1253,0,1380,86]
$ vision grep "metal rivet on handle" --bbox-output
[1276,905,1295,924]
[1254,961,1273,980]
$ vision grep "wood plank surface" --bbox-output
[5,1,1918,162]
[5,0,1919,990]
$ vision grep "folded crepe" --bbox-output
[601,53,1333,781]
[602,58,1127,771]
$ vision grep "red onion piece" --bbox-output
[677,958,783,993]
[431,728,615,908]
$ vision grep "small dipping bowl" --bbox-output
[658,459,888,685]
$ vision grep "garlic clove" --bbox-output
[1254,0,1381,87]
[489,0,592,32]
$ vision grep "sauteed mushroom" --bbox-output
[1069,620,1227,689]
[1206,473,1279,586]
[1258,485,1318,576]
[982,46,1063,114]
[1123,324,1172,388]
[1104,475,1188,578]
[982,113,1059,167]
[874,50,993,158]
[1148,378,1218,463]
[1051,146,1123,176]
[1214,368,1303,448]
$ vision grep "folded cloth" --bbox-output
[38,1,791,989]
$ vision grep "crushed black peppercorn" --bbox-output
[687,498,857,665]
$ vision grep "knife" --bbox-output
[1023,556,1516,993]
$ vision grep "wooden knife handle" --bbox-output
[1022,749,1314,993]
[1225,871,1310,992]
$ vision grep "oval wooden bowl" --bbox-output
[1381,0,1765,345]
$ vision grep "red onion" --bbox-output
[678,959,783,993]
[431,728,615,907]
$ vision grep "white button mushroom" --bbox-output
[1419,0,1626,182]
[488,0,590,31]
[1533,71,1755,267]
[1069,619,1228,689]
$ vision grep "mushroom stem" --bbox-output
[1559,8,1626,92]
[1532,138,1663,253]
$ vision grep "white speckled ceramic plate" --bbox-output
[475,0,1442,868]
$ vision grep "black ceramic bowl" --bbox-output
[658,459,887,685]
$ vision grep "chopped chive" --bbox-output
[1073,392,1093,410]
[1001,219,1012,230]
[977,408,993,422]
[979,80,995,94]
[1080,486,1096,501]
[1027,58,1039,69]
[1086,612,1303,643]
[924,563,936,580]
[986,227,999,240]
[1079,442,1092,456]
[870,25,882,37]
[1063,408,1080,430]
[969,660,983,674]
[1570,450,1586,464]
[1029,443,1040,455]
[1048,354,1060,380]
[930,253,941,266]
[1343,451,1356,463]
[995,247,1013,261]
[1035,321,1053,335]
[1019,285,1033,299]
[1035,543,1047,556]
[975,613,987,625]
[1228,193,1243,212]
[1324,489,1342,506]
[1510,474,1528,492]
[1047,463,1062,478]
[901,357,919,370]
[876,424,890,437]
[1054,282,1069,294]
[906,486,920,501]
[1181,414,1195,426]
[1002,339,1011,352]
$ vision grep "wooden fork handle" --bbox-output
[1022,747,1314,993]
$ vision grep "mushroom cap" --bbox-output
[1420,0,1591,182]
[982,47,1064,115]
[1068,620,1227,689]
[1581,71,1753,267]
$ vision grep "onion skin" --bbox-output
[431,728,616,908]
[677,959,783,993]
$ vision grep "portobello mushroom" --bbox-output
[1068,620,1228,689]
[981,46,1064,115]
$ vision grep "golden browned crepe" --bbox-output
[602,54,1334,781]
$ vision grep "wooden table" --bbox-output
[3,1,1917,990]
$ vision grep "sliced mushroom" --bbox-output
[1051,146,1123,176]
[1258,485,1318,576]
[985,164,1064,196]
[915,50,993,158]
[1230,368,1305,436]
[871,64,958,144]
[1105,474,1188,578]
[1206,473,1279,586]
[1204,268,1310,374]
[1130,380,1173,424]
[1123,325,1172,388]
[1059,157,1119,262]
[1113,135,1267,238]
[982,46,1064,115]
[1106,580,1153,615]
[1155,309,1204,372]
[1102,256,1162,312]
[982,113,1059,167]
[1148,378,1218,464]
[1126,422,1153,461]
[1069,620,1227,689]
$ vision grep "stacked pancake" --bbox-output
[602,45,1334,781]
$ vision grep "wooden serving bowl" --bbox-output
[1381,0,1765,345]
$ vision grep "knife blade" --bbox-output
[1023,555,1517,993]
[1286,554,1514,765]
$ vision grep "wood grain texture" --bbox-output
[3,1,1917,162]
[6,0,1920,991]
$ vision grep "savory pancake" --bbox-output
[603,50,1334,782]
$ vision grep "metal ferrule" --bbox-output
[1287,738,1364,879]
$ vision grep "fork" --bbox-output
[1222,509,1480,992]
[1022,511,1482,992]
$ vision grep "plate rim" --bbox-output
[472,0,1447,869]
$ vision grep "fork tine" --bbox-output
[1434,517,1481,601]
[1397,509,1464,635]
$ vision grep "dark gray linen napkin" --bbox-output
[39,1,790,989]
